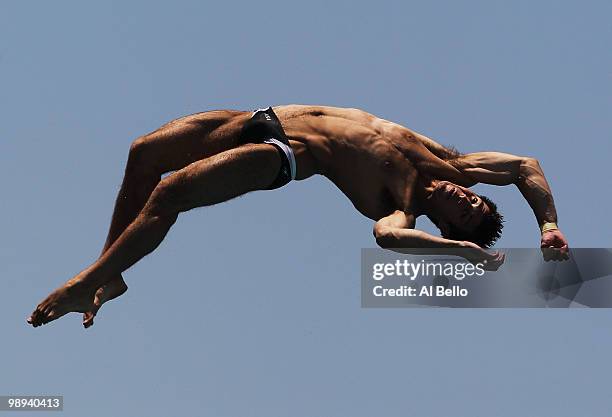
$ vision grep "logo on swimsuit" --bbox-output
[264,114,272,121]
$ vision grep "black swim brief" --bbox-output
[239,106,297,190]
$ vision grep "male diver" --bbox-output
[28,105,569,328]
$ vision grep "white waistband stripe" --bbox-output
[263,138,297,180]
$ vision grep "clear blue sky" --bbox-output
[2,1,611,416]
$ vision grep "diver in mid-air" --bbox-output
[28,105,568,328]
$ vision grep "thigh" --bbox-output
[138,109,252,173]
[156,143,282,213]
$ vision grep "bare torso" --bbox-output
[267,105,468,220]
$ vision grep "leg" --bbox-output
[28,143,281,327]
[103,110,249,249]
[83,110,249,327]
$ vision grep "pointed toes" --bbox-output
[83,312,95,329]
[27,308,43,327]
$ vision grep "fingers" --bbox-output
[482,251,505,271]
[542,247,554,261]
[464,247,505,271]
[477,250,506,271]
[556,245,570,261]
[541,245,570,261]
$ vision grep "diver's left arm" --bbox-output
[373,210,505,270]
[456,152,569,259]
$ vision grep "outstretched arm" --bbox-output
[455,152,568,258]
[373,210,505,270]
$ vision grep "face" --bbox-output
[430,181,489,232]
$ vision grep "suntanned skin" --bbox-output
[27,105,569,328]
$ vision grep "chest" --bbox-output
[328,152,417,220]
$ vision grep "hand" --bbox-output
[461,241,505,271]
[540,229,569,261]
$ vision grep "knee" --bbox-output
[126,135,159,176]
[143,178,182,221]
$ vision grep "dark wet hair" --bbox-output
[429,194,504,248]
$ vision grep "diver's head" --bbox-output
[425,181,504,248]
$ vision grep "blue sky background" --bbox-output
[1,1,611,416]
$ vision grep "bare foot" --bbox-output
[82,278,128,328]
[27,278,98,327]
